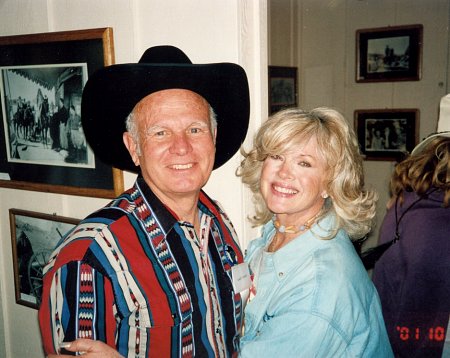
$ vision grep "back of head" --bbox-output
[391,136,450,206]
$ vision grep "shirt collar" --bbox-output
[136,176,214,235]
[265,214,336,277]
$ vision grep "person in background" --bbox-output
[50,97,66,151]
[372,96,450,357]
[237,107,393,357]
[39,45,250,357]
[65,104,84,163]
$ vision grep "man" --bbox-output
[65,104,85,163]
[39,45,250,358]
[50,97,68,151]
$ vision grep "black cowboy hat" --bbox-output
[81,45,250,173]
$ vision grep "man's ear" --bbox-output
[123,132,140,166]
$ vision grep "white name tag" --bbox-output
[231,262,251,293]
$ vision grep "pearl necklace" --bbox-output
[272,211,322,235]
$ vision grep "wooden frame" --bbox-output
[9,208,79,309]
[268,66,298,114]
[356,24,422,83]
[0,28,124,198]
[354,109,419,161]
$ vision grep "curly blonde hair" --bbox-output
[236,107,378,240]
[390,135,450,207]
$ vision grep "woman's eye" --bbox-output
[298,161,311,167]
[270,154,282,160]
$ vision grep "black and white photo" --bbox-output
[9,208,79,309]
[1,65,93,168]
[354,109,419,161]
[268,66,298,114]
[356,25,422,82]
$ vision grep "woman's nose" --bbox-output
[277,161,293,179]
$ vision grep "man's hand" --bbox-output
[46,339,124,357]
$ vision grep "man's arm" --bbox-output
[39,260,117,354]
[47,339,123,358]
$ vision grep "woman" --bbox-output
[372,134,450,357]
[237,107,392,356]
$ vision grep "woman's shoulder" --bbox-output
[312,230,373,288]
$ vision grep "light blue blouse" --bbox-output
[239,215,393,357]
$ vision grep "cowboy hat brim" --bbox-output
[81,61,250,173]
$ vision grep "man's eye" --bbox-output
[189,126,208,134]
[154,130,167,137]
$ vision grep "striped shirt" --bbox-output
[39,177,244,357]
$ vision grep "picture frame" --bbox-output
[356,24,423,82]
[354,109,419,161]
[268,66,298,114]
[0,28,124,198]
[9,208,79,309]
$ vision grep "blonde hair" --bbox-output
[237,107,378,240]
[390,136,450,207]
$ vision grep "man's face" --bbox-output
[123,89,216,205]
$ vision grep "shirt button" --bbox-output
[278,272,284,277]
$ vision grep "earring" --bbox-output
[321,193,328,199]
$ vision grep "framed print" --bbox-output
[9,208,79,309]
[269,66,298,114]
[354,109,419,161]
[356,24,422,82]
[0,28,124,198]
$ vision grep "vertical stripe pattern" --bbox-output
[39,179,243,357]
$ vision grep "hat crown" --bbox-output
[139,45,192,64]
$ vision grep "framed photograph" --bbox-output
[0,28,124,198]
[268,66,298,114]
[356,24,423,82]
[9,208,79,309]
[354,109,419,161]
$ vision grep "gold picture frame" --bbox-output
[0,28,124,198]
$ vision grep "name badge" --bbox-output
[231,262,251,293]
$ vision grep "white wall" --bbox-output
[0,1,266,357]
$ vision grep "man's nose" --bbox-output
[170,132,192,155]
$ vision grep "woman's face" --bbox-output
[260,136,328,225]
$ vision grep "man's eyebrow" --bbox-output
[189,121,209,126]
[145,125,166,131]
